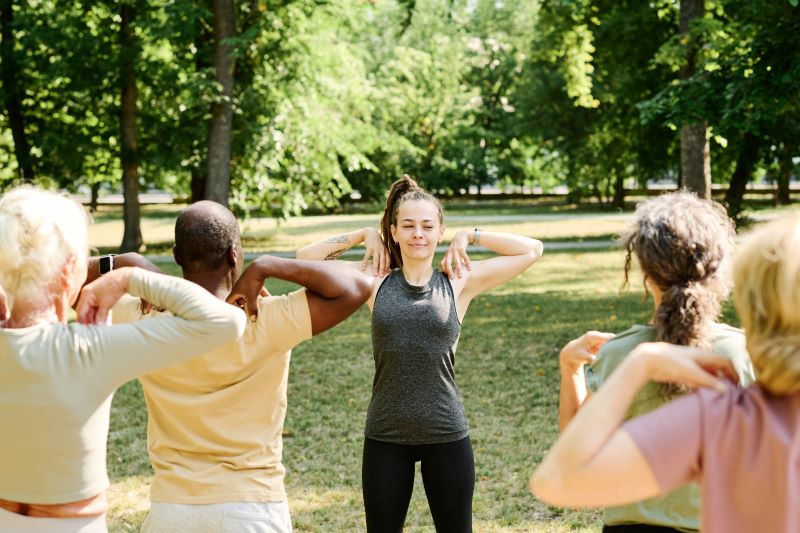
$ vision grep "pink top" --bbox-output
[623,385,800,533]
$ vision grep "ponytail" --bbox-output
[380,175,420,270]
[654,281,717,350]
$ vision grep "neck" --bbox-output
[183,268,235,301]
[5,299,62,328]
[401,258,434,285]
[649,285,662,323]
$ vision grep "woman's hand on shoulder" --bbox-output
[362,227,390,277]
[559,331,615,375]
[76,267,134,325]
[440,230,471,279]
[629,342,738,392]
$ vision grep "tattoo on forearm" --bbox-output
[324,248,346,260]
[325,234,349,244]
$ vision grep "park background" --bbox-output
[2,0,799,531]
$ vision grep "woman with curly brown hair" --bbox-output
[557,191,754,533]
[533,212,800,533]
[297,175,543,533]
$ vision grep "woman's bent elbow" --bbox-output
[531,239,544,260]
[529,467,568,507]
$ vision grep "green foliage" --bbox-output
[640,1,800,188]
[518,0,677,204]
[0,0,797,214]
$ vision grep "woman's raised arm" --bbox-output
[297,226,390,276]
[441,230,542,308]
[531,342,736,508]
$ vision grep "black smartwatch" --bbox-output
[98,254,116,275]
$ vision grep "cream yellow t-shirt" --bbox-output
[113,289,312,503]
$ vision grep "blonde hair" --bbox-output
[0,187,89,311]
[733,213,800,396]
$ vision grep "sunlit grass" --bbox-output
[103,213,744,532]
[88,204,631,255]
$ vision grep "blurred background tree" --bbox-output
[0,0,798,247]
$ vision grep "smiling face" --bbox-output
[390,199,445,263]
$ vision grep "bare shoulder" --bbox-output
[442,268,470,298]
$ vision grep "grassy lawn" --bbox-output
[87,197,796,255]
[88,203,635,255]
[104,246,741,532]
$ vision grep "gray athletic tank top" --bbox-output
[365,268,469,444]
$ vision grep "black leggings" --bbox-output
[362,436,474,533]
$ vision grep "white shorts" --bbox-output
[140,501,292,533]
[0,508,107,533]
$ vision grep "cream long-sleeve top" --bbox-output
[0,268,247,505]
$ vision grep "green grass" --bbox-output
[89,204,633,255]
[88,198,797,255]
[102,247,742,532]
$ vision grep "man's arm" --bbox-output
[85,252,164,286]
[80,253,166,313]
[227,255,372,335]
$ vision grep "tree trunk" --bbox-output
[679,0,710,199]
[725,133,761,221]
[0,1,34,182]
[205,0,236,207]
[119,2,143,252]
[190,2,212,203]
[191,170,207,203]
[90,182,100,213]
[612,170,625,209]
[775,147,794,206]
[681,123,710,198]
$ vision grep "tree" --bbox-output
[205,0,236,206]
[0,0,34,182]
[679,0,710,198]
[518,0,675,206]
[120,0,143,252]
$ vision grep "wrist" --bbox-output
[114,252,143,270]
[359,227,374,245]
[620,348,652,387]
[472,227,483,246]
[454,230,470,245]
[559,360,584,378]
[110,266,134,293]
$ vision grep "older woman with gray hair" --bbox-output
[0,186,246,532]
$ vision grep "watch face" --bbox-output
[99,255,113,274]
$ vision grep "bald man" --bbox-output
[91,201,371,533]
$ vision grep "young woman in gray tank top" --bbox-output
[297,175,543,532]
